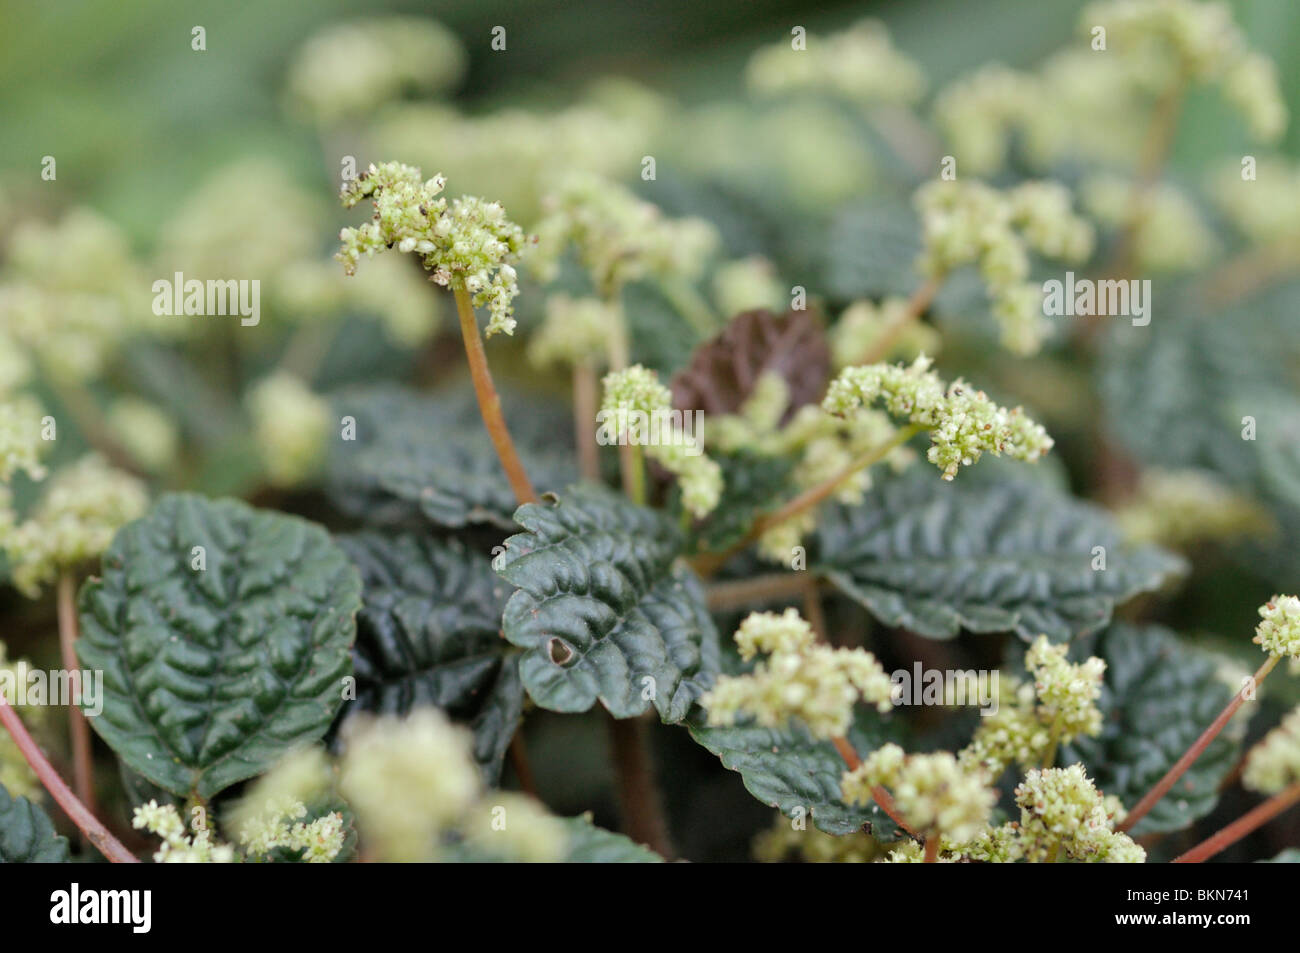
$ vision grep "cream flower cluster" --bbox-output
[286,17,467,124]
[0,394,47,482]
[702,609,894,739]
[711,257,786,317]
[915,179,1094,354]
[830,297,942,368]
[1115,468,1272,548]
[960,638,1107,777]
[933,64,1038,177]
[745,19,926,107]
[132,801,236,864]
[841,743,996,843]
[1013,765,1145,863]
[1242,706,1300,796]
[246,372,331,488]
[1,455,148,598]
[0,642,42,800]
[1212,157,1300,250]
[236,796,347,863]
[1082,174,1216,272]
[338,708,567,863]
[528,294,622,370]
[531,173,719,297]
[600,365,722,519]
[824,355,1053,481]
[1253,595,1300,660]
[337,162,528,337]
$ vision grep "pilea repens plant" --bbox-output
[1,0,1299,868]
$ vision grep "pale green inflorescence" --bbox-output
[824,355,1053,482]
[338,708,566,862]
[1082,174,1216,272]
[1242,706,1300,796]
[915,179,1094,354]
[1013,765,1145,863]
[530,172,719,297]
[702,609,894,740]
[132,797,345,863]
[2,454,148,598]
[841,743,996,843]
[1115,467,1273,548]
[711,256,787,317]
[960,637,1107,777]
[830,297,943,368]
[286,17,467,124]
[0,394,48,482]
[1253,595,1300,660]
[106,398,180,474]
[745,19,926,107]
[528,294,621,371]
[336,161,528,337]
[600,365,722,519]
[246,372,331,488]
[0,641,42,800]
[132,801,237,864]
[1211,157,1300,250]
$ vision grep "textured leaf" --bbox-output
[823,197,923,303]
[77,494,362,800]
[1261,848,1300,863]
[336,532,522,781]
[0,783,70,862]
[497,485,720,722]
[813,468,1185,641]
[688,708,905,839]
[328,386,576,530]
[1062,624,1243,836]
[671,309,830,423]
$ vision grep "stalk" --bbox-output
[1173,781,1300,864]
[859,277,941,365]
[606,714,674,858]
[0,693,136,862]
[56,573,96,819]
[573,362,600,481]
[1120,655,1279,833]
[452,285,538,505]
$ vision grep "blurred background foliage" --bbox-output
[1,0,1299,861]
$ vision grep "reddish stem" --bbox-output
[923,836,940,863]
[831,736,917,837]
[1120,655,1279,833]
[0,693,136,862]
[1173,781,1300,863]
[57,573,97,820]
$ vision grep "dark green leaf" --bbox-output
[1062,624,1243,836]
[0,783,70,862]
[327,386,576,530]
[77,494,361,800]
[687,707,906,839]
[497,485,720,722]
[823,197,923,303]
[814,468,1185,641]
[336,532,522,781]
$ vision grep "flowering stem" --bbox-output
[923,836,939,863]
[830,736,918,837]
[573,363,600,481]
[1041,714,1063,770]
[693,424,922,577]
[0,692,136,862]
[56,573,97,821]
[452,285,538,505]
[860,277,941,365]
[606,713,674,858]
[1119,655,1279,834]
[1173,781,1300,864]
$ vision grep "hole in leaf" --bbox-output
[548,638,574,665]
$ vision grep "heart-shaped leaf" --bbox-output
[497,485,720,722]
[336,532,523,781]
[77,494,362,800]
[814,468,1185,641]
[0,783,70,862]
